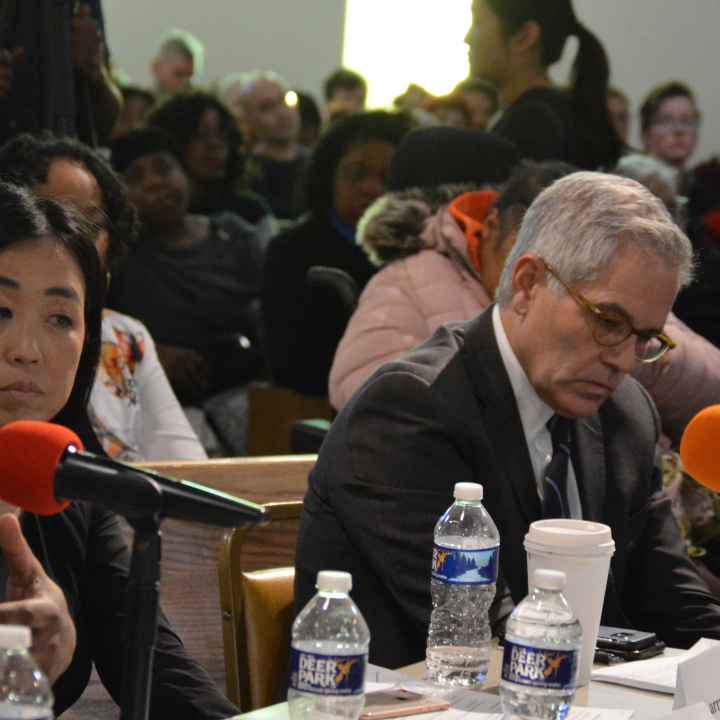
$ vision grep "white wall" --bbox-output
[105,0,716,162]
[103,0,346,102]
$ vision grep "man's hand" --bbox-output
[0,514,76,684]
[72,4,104,83]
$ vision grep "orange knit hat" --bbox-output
[448,190,500,273]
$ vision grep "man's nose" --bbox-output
[599,335,638,375]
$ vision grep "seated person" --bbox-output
[295,171,720,669]
[147,91,276,245]
[262,110,411,396]
[107,128,265,407]
[332,160,720,447]
[0,133,206,461]
[0,182,237,717]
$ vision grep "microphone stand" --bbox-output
[120,513,162,720]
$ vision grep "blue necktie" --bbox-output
[543,416,572,519]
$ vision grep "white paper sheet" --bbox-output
[363,682,633,720]
[591,639,720,695]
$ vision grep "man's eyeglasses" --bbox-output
[542,260,675,363]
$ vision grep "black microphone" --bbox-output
[0,421,269,527]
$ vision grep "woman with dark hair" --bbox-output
[0,133,206,461]
[0,182,238,717]
[467,0,622,169]
[261,110,411,395]
[147,90,275,241]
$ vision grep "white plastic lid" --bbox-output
[532,568,566,591]
[454,482,483,501]
[316,570,352,593]
[526,519,613,547]
[0,625,31,649]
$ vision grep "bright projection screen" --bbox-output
[342,0,473,109]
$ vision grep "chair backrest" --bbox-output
[219,500,303,711]
[246,382,333,455]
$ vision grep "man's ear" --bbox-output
[511,20,542,55]
[510,254,545,315]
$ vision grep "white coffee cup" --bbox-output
[524,519,615,686]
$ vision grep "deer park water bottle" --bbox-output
[426,482,500,688]
[500,569,582,720]
[288,571,370,720]
[0,624,54,719]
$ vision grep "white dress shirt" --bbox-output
[492,305,582,519]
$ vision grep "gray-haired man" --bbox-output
[294,171,720,668]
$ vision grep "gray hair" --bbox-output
[496,171,694,304]
[615,153,678,193]
[157,28,205,75]
[221,70,289,109]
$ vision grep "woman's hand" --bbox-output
[0,514,77,683]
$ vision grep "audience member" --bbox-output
[295,90,323,149]
[324,67,368,121]
[0,181,237,716]
[454,77,499,130]
[615,153,683,225]
[0,1,121,146]
[112,84,155,139]
[674,157,720,348]
[296,171,720,668]
[262,111,411,396]
[640,81,700,192]
[217,71,245,121]
[468,0,622,169]
[147,91,275,242]
[150,28,203,97]
[607,86,631,145]
[427,95,470,128]
[332,156,560,412]
[0,132,206,461]
[107,128,264,408]
[236,71,309,219]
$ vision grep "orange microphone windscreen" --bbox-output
[679,404,720,492]
[0,421,83,515]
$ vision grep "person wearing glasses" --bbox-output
[640,81,700,194]
[294,171,720,669]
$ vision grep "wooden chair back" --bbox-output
[218,501,303,711]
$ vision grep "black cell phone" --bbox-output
[596,625,658,652]
[594,640,666,664]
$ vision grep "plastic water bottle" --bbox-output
[288,571,370,720]
[500,569,582,720]
[426,482,500,688]
[0,625,54,719]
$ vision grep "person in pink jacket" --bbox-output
[330,161,720,446]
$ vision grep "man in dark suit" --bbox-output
[294,171,720,669]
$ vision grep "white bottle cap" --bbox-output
[454,482,483,501]
[533,568,566,591]
[0,625,31,649]
[316,570,352,593]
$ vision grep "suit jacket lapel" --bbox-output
[462,309,541,525]
[573,415,606,521]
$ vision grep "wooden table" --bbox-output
[233,649,674,719]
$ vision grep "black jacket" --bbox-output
[262,215,376,396]
[22,504,237,718]
[294,308,720,668]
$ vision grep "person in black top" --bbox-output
[0,182,237,717]
[466,0,622,170]
[108,128,264,405]
[147,90,275,241]
[262,111,411,396]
